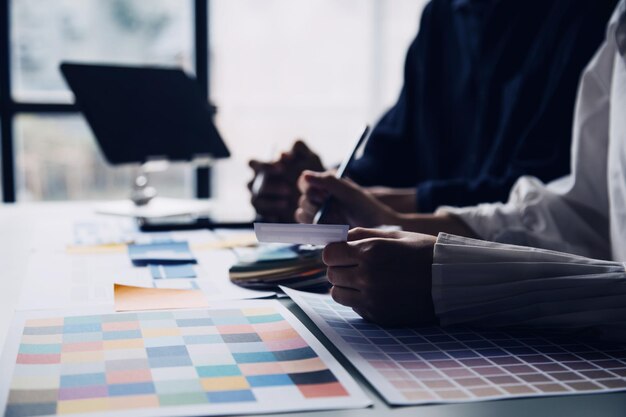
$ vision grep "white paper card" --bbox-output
[254,223,349,245]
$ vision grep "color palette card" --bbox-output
[149,264,196,280]
[233,244,300,264]
[284,288,626,405]
[128,242,196,266]
[0,301,371,417]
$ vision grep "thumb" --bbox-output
[248,160,264,172]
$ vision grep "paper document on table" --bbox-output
[0,301,371,417]
[254,223,348,245]
[283,287,626,405]
[18,249,275,312]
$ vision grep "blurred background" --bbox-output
[1,0,426,207]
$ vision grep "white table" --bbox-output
[1,201,625,417]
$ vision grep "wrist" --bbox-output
[369,187,417,213]
[376,207,403,227]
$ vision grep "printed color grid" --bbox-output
[284,288,626,405]
[1,301,369,417]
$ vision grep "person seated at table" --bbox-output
[308,2,626,342]
[248,0,615,223]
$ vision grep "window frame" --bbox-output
[0,0,212,203]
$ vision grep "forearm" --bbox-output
[392,212,478,238]
[368,187,417,213]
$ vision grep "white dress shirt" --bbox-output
[432,2,626,341]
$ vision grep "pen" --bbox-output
[251,171,266,197]
[251,145,278,198]
[312,125,372,224]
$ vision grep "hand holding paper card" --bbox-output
[254,223,348,245]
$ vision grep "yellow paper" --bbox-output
[66,243,127,255]
[114,284,208,312]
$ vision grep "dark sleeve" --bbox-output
[347,3,433,188]
[416,0,611,213]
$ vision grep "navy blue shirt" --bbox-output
[348,0,616,212]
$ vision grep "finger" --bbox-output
[295,208,312,224]
[297,171,310,194]
[292,140,311,155]
[302,171,359,204]
[348,227,403,242]
[279,141,306,163]
[297,170,328,194]
[323,242,359,266]
[248,160,269,172]
[298,195,320,217]
[304,187,328,205]
[327,265,362,290]
[330,285,361,308]
[249,159,284,175]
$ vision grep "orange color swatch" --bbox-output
[113,284,208,312]
[298,382,349,398]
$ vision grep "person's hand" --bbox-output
[248,140,324,223]
[323,228,437,326]
[295,170,398,227]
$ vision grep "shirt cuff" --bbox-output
[435,203,523,242]
[431,233,626,341]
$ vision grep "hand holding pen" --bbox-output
[295,126,400,227]
[248,140,324,223]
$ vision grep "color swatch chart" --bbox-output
[0,301,370,417]
[284,288,626,405]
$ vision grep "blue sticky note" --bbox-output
[150,264,196,279]
[128,241,196,266]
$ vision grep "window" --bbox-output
[15,115,194,201]
[12,0,194,102]
[1,0,426,203]
[210,0,424,205]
